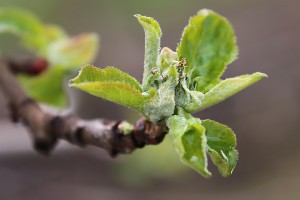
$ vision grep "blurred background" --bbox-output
[0,0,299,199]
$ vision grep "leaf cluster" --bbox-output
[70,9,267,177]
[0,8,267,177]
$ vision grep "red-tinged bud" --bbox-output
[9,57,49,76]
[27,58,48,75]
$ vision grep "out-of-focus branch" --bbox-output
[0,58,167,156]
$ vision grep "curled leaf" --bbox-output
[135,14,162,91]
[167,115,211,177]
[181,124,210,177]
[202,120,238,177]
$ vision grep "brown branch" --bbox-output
[0,59,167,156]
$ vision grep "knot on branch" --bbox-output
[110,118,167,157]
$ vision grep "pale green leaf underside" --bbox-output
[167,116,211,177]
[47,33,99,68]
[69,65,148,111]
[192,72,267,112]
[202,120,238,177]
[135,14,162,91]
[177,9,238,91]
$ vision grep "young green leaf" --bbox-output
[167,116,211,177]
[19,66,68,107]
[158,47,178,72]
[135,14,162,91]
[69,65,150,111]
[47,33,99,68]
[190,72,267,112]
[181,124,210,177]
[177,9,238,91]
[192,76,220,94]
[202,120,238,177]
[37,33,98,107]
[0,8,46,52]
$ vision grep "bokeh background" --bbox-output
[0,0,299,199]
